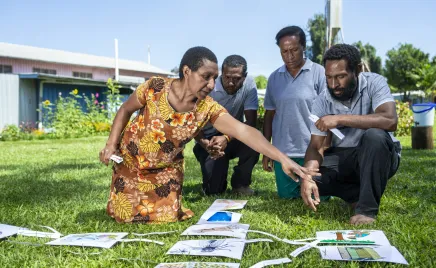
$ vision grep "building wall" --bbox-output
[0,74,19,129]
[0,57,162,81]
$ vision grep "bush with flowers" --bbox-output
[39,89,111,138]
[394,100,414,137]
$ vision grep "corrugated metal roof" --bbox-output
[0,42,172,75]
[19,73,139,88]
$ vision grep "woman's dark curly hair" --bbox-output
[323,44,361,73]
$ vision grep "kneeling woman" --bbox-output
[99,46,318,223]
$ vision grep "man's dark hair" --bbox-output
[179,46,218,79]
[323,44,362,73]
[275,26,306,47]
[222,55,247,75]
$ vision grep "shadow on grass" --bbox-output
[76,208,112,224]
[0,162,107,204]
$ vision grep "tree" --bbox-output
[384,43,429,96]
[409,63,436,97]
[307,13,326,64]
[255,75,267,89]
[352,41,382,74]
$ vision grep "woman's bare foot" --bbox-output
[350,214,375,225]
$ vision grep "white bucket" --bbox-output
[412,103,435,127]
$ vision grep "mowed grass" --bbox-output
[0,132,435,267]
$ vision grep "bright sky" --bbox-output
[1,0,435,76]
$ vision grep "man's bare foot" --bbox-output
[350,214,375,225]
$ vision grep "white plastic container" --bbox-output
[412,103,435,126]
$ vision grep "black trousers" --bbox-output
[316,128,401,217]
[193,137,260,195]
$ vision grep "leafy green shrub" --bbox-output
[50,89,92,138]
[0,125,21,141]
[256,98,265,131]
[395,100,414,137]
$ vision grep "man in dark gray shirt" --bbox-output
[302,44,401,225]
[194,55,259,196]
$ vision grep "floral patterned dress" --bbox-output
[107,77,228,223]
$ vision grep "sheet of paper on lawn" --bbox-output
[290,242,318,257]
[0,224,27,239]
[318,245,408,265]
[155,262,240,268]
[315,230,391,246]
[46,232,128,248]
[309,114,344,140]
[197,211,242,225]
[182,224,250,239]
[249,257,292,268]
[18,225,62,239]
[208,199,248,210]
[167,239,246,259]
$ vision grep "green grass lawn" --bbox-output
[0,132,435,267]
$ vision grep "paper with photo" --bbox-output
[318,245,408,265]
[315,230,391,246]
[167,239,246,260]
[197,211,242,225]
[182,224,249,239]
[46,232,128,248]
[155,262,240,268]
[0,224,27,239]
[208,199,248,210]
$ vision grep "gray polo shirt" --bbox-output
[311,72,400,148]
[264,59,326,157]
[202,75,258,138]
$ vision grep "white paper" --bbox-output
[247,230,283,241]
[119,238,164,245]
[249,258,292,268]
[182,224,249,239]
[155,262,240,268]
[309,114,345,140]
[319,245,408,265]
[239,238,273,244]
[46,232,128,248]
[283,237,317,245]
[315,230,391,246]
[0,224,26,239]
[208,199,248,211]
[290,243,316,257]
[197,211,242,225]
[167,239,246,260]
[18,225,62,239]
[110,155,123,163]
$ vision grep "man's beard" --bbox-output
[328,77,357,102]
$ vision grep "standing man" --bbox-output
[194,55,259,195]
[262,26,327,199]
[302,44,401,225]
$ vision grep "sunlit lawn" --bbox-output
[0,131,435,267]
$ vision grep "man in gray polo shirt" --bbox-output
[262,26,327,199]
[194,55,259,195]
[302,44,401,225]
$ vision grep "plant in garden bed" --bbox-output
[395,100,414,137]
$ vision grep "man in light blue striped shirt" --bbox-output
[262,26,328,199]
